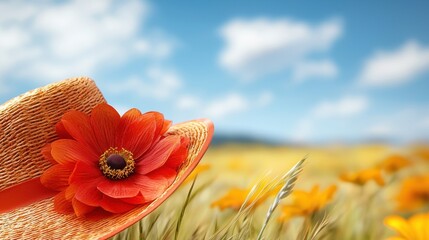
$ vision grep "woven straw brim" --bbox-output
[0,78,213,239]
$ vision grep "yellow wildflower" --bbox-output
[211,177,281,211]
[183,163,211,184]
[412,146,429,162]
[384,212,429,240]
[278,185,337,222]
[340,168,385,186]
[378,154,412,173]
[396,175,429,211]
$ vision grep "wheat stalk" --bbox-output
[209,176,270,240]
[256,156,307,240]
[309,213,332,240]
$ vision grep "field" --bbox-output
[111,143,429,240]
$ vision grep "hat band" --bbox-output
[0,178,56,213]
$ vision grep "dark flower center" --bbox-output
[106,154,126,170]
[99,148,135,180]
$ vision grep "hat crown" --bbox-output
[0,77,105,191]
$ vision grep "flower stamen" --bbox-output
[99,147,135,180]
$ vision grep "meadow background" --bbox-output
[1,1,429,239]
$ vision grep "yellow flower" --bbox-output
[183,163,211,184]
[412,146,429,162]
[396,175,429,211]
[211,188,251,210]
[340,168,385,186]
[211,177,280,211]
[384,212,429,240]
[378,154,412,173]
[278,185,337,222]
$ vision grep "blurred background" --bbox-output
[1,0,429,145]
[2,1,429,238]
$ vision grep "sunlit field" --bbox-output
[111,143,429,239]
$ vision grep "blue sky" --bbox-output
[1,0,429,143]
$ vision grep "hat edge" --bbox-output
[101,119,214,239]
[0,77,97,112]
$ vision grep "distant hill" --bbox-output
[209,133,429,147]
[211,133,282,146]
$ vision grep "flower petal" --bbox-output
[161,119,172,136]
[53,190,74,214]
[65,184,78,200]
[70,162,104,206]
[41,143,56,165]
[121,193,146,205]
[73,181,104,207]
[136,135,181,175]
[69,161,103,184]
[55,120,72,139]
[61,110,102,155]
[40,164,74,191]
[146,167,178,186]
[384,215,415,239]
[72,198,96,217]
[97,178,141,199]
[164,136,189,169]
[100,195,136,213]
[120,114,156,159]
[132,167,177,202]
[149,111,171,140]
[51,139,98,166]
[116,108,142,145]
[90,103,121,151]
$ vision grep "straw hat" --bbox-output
[0,77,213,239]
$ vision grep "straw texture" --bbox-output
[0,78,212,239]
[0,77,105,192]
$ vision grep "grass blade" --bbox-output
[256,156,306,240]
[174,176,197,240]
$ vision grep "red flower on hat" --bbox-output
[40,103,189,217]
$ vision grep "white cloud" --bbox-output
[219,17,342,79]
[292,59,338,82]
[0,0,174,83]
[313,96,368,118]
[367,124,394,138]
[358,41,429,86]
[204,93,249,118]
[291,96,368,143]
[104,66,181,100]
[177,95,201,110]
[291,119,314,143]
[423,116,429,128]
[145,67,182,98]
[366,107,429,141]
[256,91,273,107]
[177,91,273,119]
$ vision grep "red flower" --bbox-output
[40,103,189,217]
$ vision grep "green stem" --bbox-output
[174,176,197,240]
